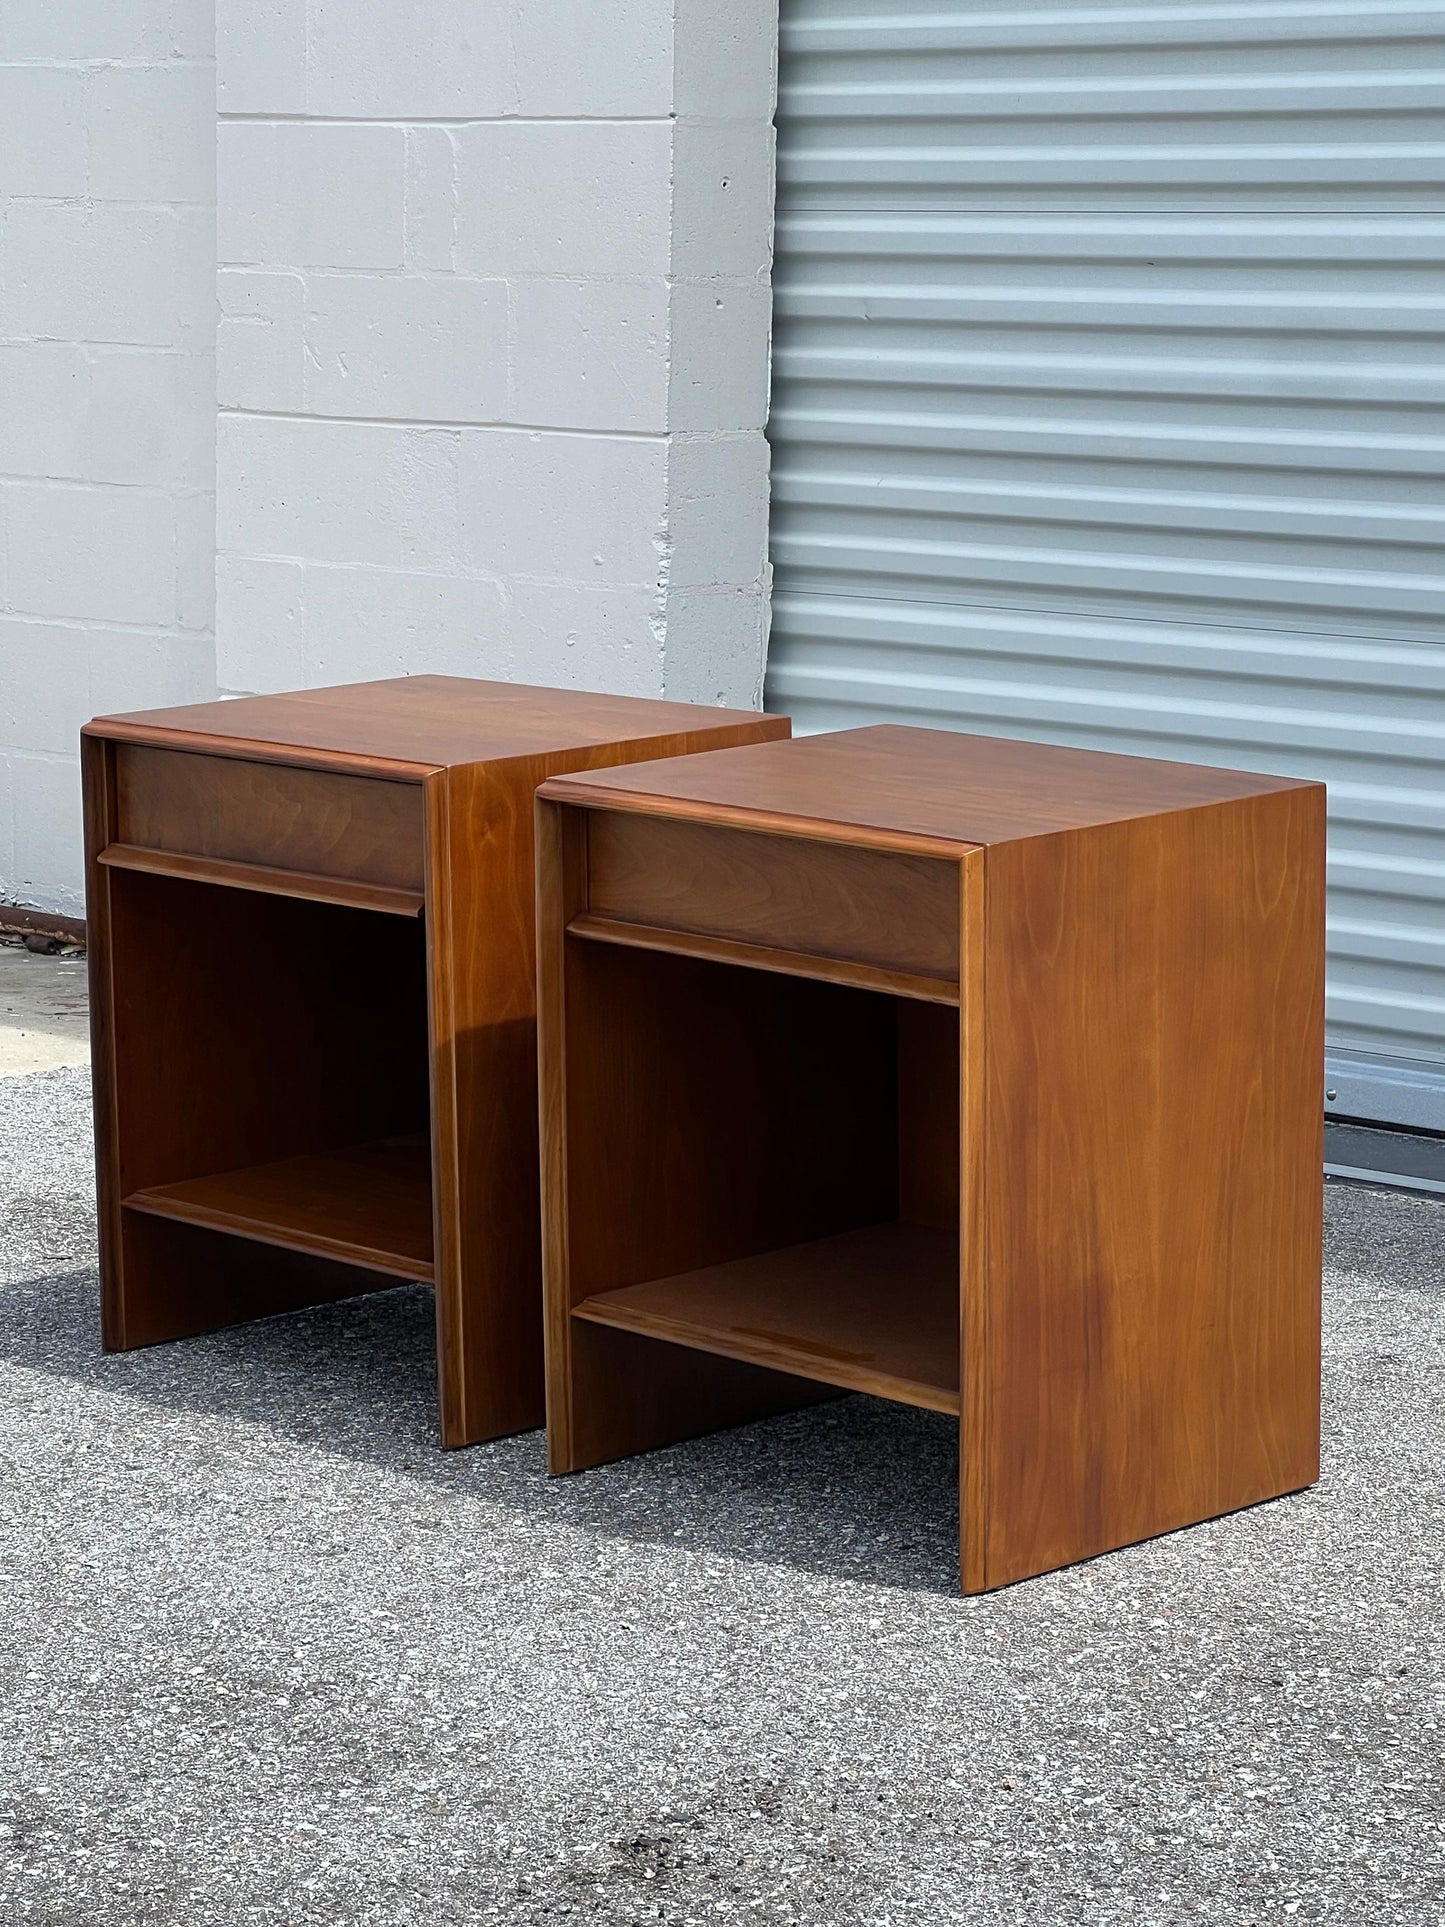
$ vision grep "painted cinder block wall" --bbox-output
[0,0,217,915]
[0,0,779,915]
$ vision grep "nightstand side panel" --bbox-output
[432,718,791,1448]
[978,786,1326,1589]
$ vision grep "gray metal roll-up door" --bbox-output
[765,1,1445,1130]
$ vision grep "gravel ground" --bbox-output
[0,1065,1441,1926]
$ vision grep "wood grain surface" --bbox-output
[540,723,1310,850]
[585,811,961,982]
[88,675,789,776]
[974,785,1325,1588]
[565,915,959,1007]
[573,1222,960,1414]
[536,728,1325,1593]
[427,720,791,1450]
[97,843,425,917]
[538,821,901,1471]
[114,744,425,887]
[85,681,788,1445]
[124,1136,435,1282]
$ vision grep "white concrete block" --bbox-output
[89,62,216,206]
[0,16,216,916]
[459,429,667,584]
[511,0,671,117]
[294,124,408,272]
[672,121,775,278]
[0,752,15,897]
[217,120,281,265]
[216,553,305,692]
[0,66,85,199]
[0,620,91,756]
[2,203,195,347]
[0,0,206,61]
[219,122,405,270]
[218,0,305,114]
[507,279,668,434]
[218,268,304,412]
[219,415,460,571]
[176,489,216,631]
[405,129,457,273]
[660,581,770,707]
[86,627,216,721]
[10,749,84,915]
[0,2,114,59]
[159,0,215,61]
[675,0,778,120]
[169,0,214,60]
[303,565,510,683]
[307,0,511,118]
[454,123,671,279]
[507,579,666,698]
[666,433,769,586]
[669,278,772,432]
[4,482,176,625]
[88,349,214,488]
[0,345,89,481]
[304,274,508,423]
[172,206,218,353]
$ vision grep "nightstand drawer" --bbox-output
[113,745,425,892]
[584,810,960,983]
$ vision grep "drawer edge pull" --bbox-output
[567,912,959,1006]
[98,844,425,917]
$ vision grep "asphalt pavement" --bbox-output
[0,1061,1441,1925]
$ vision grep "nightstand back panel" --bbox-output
[115,745,425,891]
[585,812,960,984]
[562,943,901,1304]
[106,870,431,1199]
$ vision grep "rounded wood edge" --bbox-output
[531,786,980,861]
[83,719,438,784]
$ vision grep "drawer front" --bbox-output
[586,812,960,983]
[114,746,425,891]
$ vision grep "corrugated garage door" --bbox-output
[765,1,1445,1130]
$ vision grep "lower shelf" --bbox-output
[572,1221,960,1414]
[123,1135,435,1283]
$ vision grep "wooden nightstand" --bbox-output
[535,725,1325,1591]
[82,676,787,1447]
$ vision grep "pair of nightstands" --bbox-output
[85,678,1324,1592]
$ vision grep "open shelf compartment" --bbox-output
[557,934,962,1433]
[104,862,434,1306]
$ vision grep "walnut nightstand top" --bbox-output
[539,722,1319,850]
[85,674,787,780]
